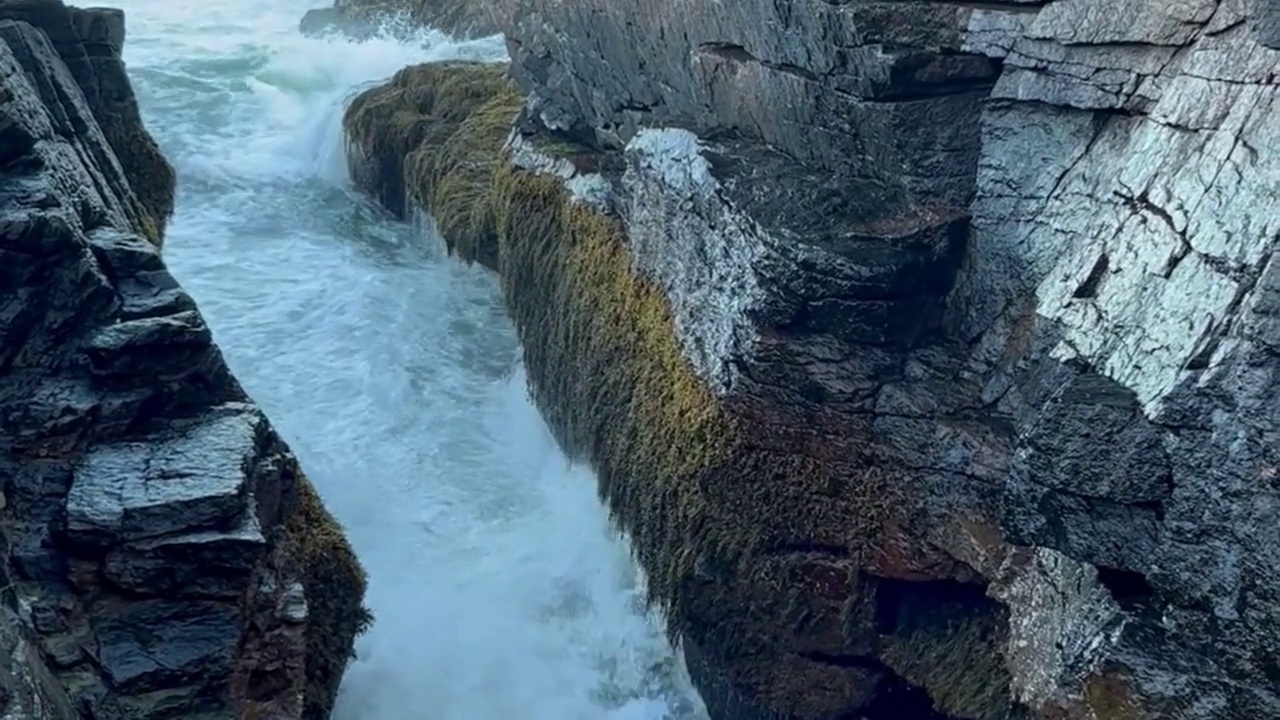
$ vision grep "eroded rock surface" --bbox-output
[1,3,369,719]
[342,1,1279,719]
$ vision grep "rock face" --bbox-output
[342,1,1279,719]
[0,0,173,246]
[0,3,369,719]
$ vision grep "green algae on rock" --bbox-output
[344,61,521,269]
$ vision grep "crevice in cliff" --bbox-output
[1072,252,1109,299]
[874,577,1015,720]
[1095,566,1157,613]
[697,42,820,83]
[695,42,1001,103]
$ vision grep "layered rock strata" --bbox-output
[342,1,1280,719]
[0,3,369,719]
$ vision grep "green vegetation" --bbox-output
[344,61,521,269]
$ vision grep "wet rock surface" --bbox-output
[0,2,368,718]
[472,0,1280,717]
[344,0,1280,717]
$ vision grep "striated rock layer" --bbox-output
[342,0,1279,719]
[0,2,369,719]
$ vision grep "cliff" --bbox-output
[0,2,369,719]
[341,1,1279,719]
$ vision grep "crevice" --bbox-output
[1072,252,1109,299]
[759,541,849,558]
[1096,565,1157,612]
[696,42,819,82]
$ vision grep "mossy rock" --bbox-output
[488,153,910,716]
[344,61,521,269]
[281,473,372,720]
[344,65,991,715]
[104,117,174,247]
[879,594,1013,719]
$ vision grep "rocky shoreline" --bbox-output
[338,2,1280,720]
[0,2,368,718]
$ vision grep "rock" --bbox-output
[343,1,1280,718]
[300,0,502,40]
[344,60,522,268]
[0,2,370,719]
[0,1,174,245]
[103,511,266,599]
[0,602,81,720]
[94,600,241,695]
[64,410,261,548]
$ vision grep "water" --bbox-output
[109,3,705,718]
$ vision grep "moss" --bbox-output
[1084,674,1147,720]
[879,607,1012,719]
[282,475,372,720]
[404,78,521,269]
[108,121,175,247]
[344,62,520,269]
[491,161,733,624]
[83,56,177,248]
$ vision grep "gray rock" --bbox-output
[94,600,241,694]
[103,506,267,599]
[427,0,1280,717]
[64,410,262,548]
[0,603,80,720]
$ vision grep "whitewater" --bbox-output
[111,2,706,718]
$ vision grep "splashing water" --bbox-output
[108,2,706,718]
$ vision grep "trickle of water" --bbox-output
[111,2,706,717]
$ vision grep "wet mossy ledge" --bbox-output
[343,61,1016,720]
[344,61,521,269]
